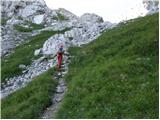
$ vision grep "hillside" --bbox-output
[1,0,114,99]
[1,0,159,119]
[1,0,114,118]
[56,13,159,118]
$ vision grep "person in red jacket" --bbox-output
[57,45,64,71]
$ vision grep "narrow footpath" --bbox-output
[41,53,70,119]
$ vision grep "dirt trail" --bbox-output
[41,54,70,119]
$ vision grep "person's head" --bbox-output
[59,45,63,51]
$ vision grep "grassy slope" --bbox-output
[1,68,57,119]
[56,13,159,118]
[1,29,68,82]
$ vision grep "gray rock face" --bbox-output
[1,0,114,58]
[2,0,47,20]
[80,13,104,23]
[6,17,23,25]
[33,14,45,24]
[143,0,159,15]
[1,24,32,57]
[41,16,114,55]
[1,0,79,57]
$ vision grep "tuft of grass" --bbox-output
[1,67,58,119]
[56,13,159,119]
[1,28,70,82]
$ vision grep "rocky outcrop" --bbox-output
[1,0,79,57]
[41,13,114,55]
[143,0,159,15]
[2,0,47,21]
[1,23,32,56]
[1,0,115,57]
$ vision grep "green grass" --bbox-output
[1,67,58,119]
[14,23,44,32]
[1,28,69,82]
[56,13,159,118]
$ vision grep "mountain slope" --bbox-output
[56,13,159,118]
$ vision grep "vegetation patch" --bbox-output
[14,22,44,32]
[57,13,68,21]
[56,13,159,119]
[52,13,68,21]
[1,67,57,119]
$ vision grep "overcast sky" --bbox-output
[44,0,148,23]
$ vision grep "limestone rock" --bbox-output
[19,64,26,69]
[33,14,45,24]
[34,48,42,56]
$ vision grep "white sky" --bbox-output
[44,0,148,23]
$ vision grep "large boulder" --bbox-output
[19,5,40,18]
[42,34,67,55]
[34,48,42,56]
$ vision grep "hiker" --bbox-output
[56,45,64,71]
[51,44,69,75]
